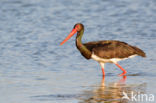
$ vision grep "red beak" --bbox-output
[60,28,77,45]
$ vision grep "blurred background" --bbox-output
[0,0,155,103]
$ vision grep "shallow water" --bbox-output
[0,0,155,103]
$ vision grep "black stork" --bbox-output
[60,23,146,77]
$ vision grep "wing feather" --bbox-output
[84,40,143,59]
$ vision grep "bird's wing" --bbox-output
[84,40,139,59]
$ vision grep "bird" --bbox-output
[60,23,146,77]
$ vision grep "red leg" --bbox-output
[101,67,105,77]
[115,63,127,76]
[99,63,105,77]
[118,75,127,83]
[101,74,105,87]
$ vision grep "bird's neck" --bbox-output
[76,30,84,42]
[76,30,92,59]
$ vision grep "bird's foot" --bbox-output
[118,71,127,76]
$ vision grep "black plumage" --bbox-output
[84,40,146,59]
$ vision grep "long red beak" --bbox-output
[60,28,77,45]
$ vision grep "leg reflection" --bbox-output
[118,75,127,83]
[79,76,146,103]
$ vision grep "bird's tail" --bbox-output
[132,46,146,57]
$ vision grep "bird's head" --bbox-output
[73,23,84,32]
[60,23,84,45]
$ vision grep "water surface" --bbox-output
[0,0,155,103]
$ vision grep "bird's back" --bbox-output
[84,40,146,59]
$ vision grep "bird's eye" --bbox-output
[75,25,80,31]
[75,25,78,28]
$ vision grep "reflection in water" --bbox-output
[79,76,146,103]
